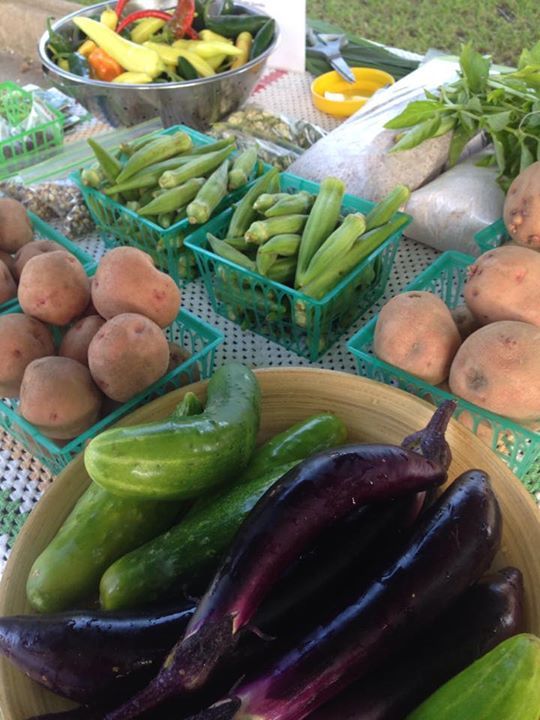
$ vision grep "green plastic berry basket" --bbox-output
[0,82,64,180]
[0,211,96,315]
[73,125,261,287]
[474,218,509,253]
[347,250,540,494]
[185,172,410,361]
[0,302,223,475]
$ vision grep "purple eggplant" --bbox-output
[307,566,524,720]
[190,468,502,720]
[0,602,194,704]
[103,403,455,720]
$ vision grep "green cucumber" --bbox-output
[407,634,540,720]
[25,392,204,613]
[84,363,261,500]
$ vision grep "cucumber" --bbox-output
[407,634,540,720]
[100,463,296,610]
[25,392,204,614]
[84,363,261,500]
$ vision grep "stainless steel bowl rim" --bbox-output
[38,0,279,90]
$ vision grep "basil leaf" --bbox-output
[520,141,535,171]
[458,110,477,132]
[465,96,483,113]
[475,153,496,167]
[448,125,474,166]
[460,44,490,94]
[492,135,506,173]
[389,116,441,152]
[432,114,456,137]
[385,100,442,130]
[485,110,513,133]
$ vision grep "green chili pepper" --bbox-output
[250,18,276,60]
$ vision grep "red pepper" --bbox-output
[115,9,173,34]
[170,0,196,38]
[115,0,130,18]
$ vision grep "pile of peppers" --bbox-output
[47,0,275,84]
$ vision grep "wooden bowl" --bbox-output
[1,368,539,719]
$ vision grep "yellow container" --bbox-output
[311,67,395,117]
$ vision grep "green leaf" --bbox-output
[460,43,490,94]
[484,110,513,133]
[465,96,483,113]
[432,114,457,137]
[389,116,441,152]
[448,125,474,166]
[457,110,477,132]
[524,111,540,129]
[384,100,442,129]
[520,141,535,171]
[475,153,496,167]
[492,135,506,173]
[518,41,540,70]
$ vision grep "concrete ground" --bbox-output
[0,50,50,87]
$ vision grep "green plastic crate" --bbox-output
[74,125,260,286]
[474,218,508,253]
[0,82,64,179]
[347,250,540,491]
[186,172,410,361]
[0,304,223,475]
[0,211,96,315]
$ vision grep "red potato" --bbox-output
[59,315,106,367]
[91,247,181,328]
[19,357,102,439]
[18,251,90,326]
[449,320,540,421]
[88,313,170,402]
[451,304,481,341]
[374,291,462,385]
[503,160,540,248]
[0,314,55,397]
[0,198,33,253]
[0,260,17,304]
[13,240,62,280]
[464,245,540,327]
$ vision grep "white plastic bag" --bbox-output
[404,155,505,257]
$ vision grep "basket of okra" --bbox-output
[73,125,265,286]
[186,170,412,360]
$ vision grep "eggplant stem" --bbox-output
[401,400,456,470]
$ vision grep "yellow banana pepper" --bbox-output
[143,42,215,77]
[100,8,118,31]
[77,39,97,57]
[199,29,233,44]
[231,32,253,70]
[130,17,166,45]
[206,53,226,71]
[192,41,242,59]
[73,17,164,78]
[114,71,153,83]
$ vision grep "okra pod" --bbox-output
[88,138,122,183]
[116,132,193,183]
[365,184,410,230]
[158,212,174,229]
[301,213,367,287]
[104,173,160,195]
[187,159,230,224]
[253,192,289,213]
[295,177,345,288]
[225,236,251,251]
[228,147,258,190]
[125,201,140,212]
[120,130,162,156]
[228,167,279,238]
[188,137,235,155]
[159,146,235,189]
[208,233,257,271]
[266,256,296,284]
[264,191,314,217]
[80,166,103,188]
[245,214,308,245]
[256,247,277,276]
[139,178,205,216]
[257,233,301,256]
[301,215,409,299]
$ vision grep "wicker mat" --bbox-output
[0,69,538,576]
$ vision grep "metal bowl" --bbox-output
[38,0,279,129]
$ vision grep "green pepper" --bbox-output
[84,363,261,501]
[250,18,276,60]
[99,412,347,610]
[178,55,199,80]
[204,13,271,39]
[67,52,90,78]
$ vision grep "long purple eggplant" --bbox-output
[188,468,502,720]
[0,602,194,704]
[104,403,455,720]
[307,566,524,720]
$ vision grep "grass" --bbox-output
[307,0,538,66]
[75,0,538,66]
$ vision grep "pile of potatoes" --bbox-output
[0,240,188,441]
[373,243,540,424]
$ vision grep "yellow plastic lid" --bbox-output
[311,67,395,117]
